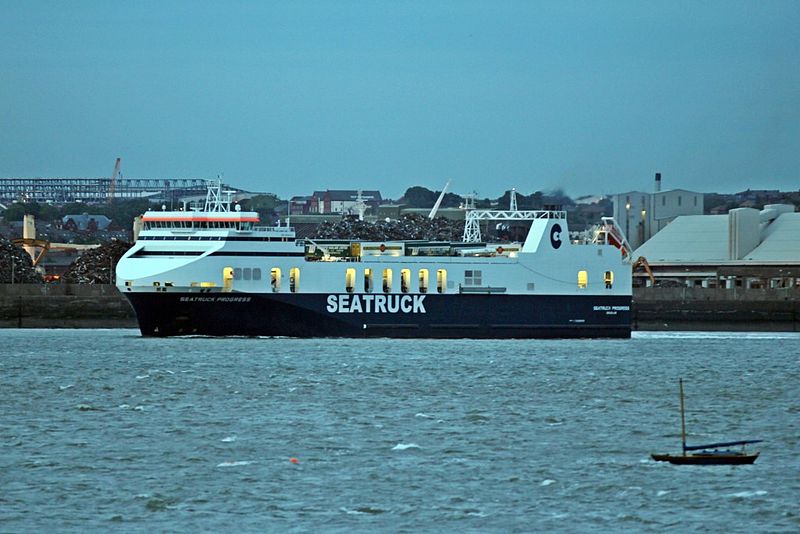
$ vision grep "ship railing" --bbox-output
[253,225,295,233]
[593,217,633,260]
[305,255,361,263]
[459,286,507,294]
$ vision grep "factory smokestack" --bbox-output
[654,172,661,193]
[22,214,37,260]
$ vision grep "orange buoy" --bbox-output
[289,457,299,464]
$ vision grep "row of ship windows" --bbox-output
[345,268,447,294]
[222,267,615,292]
[139,236,293,242]
[223,266,450,293]
[143,221,255,230]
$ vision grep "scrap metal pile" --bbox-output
[61,240,132,284]
[314,214,464,241]
[0,236,42,283]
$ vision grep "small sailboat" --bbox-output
[651,378,762,465]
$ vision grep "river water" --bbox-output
[2,330,798,532]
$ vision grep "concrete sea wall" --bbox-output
[1,284,799,331]
[0,284,137,328]
[632,287,800,331]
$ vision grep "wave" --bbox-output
[340,506,387,515]
[392,443,420,451]
[728,490,768,498]
[634,331,800,341]
[216,460,254,468]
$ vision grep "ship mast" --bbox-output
[680,378,687,456]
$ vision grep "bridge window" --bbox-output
[364,268,373,293]
[464,270,482,286]
[252,268,261,281]
[400,269,411,293]
[437,269,447,293]
[383,268,393,293]
[243,267,252,281]
[419,269,429,294]
[270,268,281,292]
[346,268,356,293]
[578,270,588,289]
[233,268,242,280]
[604,271,614,289]
[290,267,299,293]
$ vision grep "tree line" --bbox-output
[398,186,576,210]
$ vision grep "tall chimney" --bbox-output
[654,172,661,193]
[22,214,37,260]
[132,215,143,242]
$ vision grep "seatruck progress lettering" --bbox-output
[327,294,427,314]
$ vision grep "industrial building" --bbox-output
[289,190,383,216]
[611,173,704,250]
[633,204,800,288]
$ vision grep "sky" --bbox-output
[1,1,798,200]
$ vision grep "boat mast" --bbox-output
[679,378,687,456]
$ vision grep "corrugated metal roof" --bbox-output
[634,215,729,262]
[745,213,800,261]
[634,211,800,264]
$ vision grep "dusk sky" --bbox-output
[1,1,798,200]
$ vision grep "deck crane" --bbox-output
[108,157,121,203]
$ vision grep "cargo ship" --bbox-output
[116,183,632,338]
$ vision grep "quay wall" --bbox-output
[632,287,800,331]
[0,284,137,328]
[1,284,799,331]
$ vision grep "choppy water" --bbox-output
[2,330,799,532]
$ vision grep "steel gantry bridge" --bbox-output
[460,188,567,243]
[0,177,212,203]
[462,208,567,242]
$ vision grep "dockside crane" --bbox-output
[108,157,121,203]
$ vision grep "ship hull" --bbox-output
[122,291,631,338]
[651,453,759,465]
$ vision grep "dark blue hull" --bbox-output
[123,291,631,338]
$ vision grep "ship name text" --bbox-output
[327,294,427,314]
[180,296,252,303]
[593,305,630,311]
